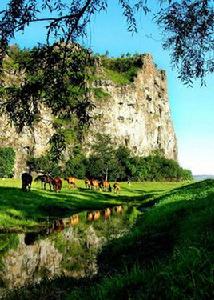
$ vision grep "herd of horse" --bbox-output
[21,173,120,193]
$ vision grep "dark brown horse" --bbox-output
[34,174,54,191]
[113,182,120,193]
[52,177,62,192]
[22,173,32,191]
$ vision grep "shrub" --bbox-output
[0,147,15,177]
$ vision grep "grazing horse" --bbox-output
[34,174,54,191]
[113,182,120,193]
[85,179,91,189]
[22,173,32,191]
[90,179,99,190]
[52,177,62,192]
[65,177,77,189]
[99,180,110,192]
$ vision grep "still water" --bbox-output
[0,205,140,296]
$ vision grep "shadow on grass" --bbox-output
[0,185,158,230]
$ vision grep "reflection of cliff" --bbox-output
[0,235,63,289]
[0,206,139,292]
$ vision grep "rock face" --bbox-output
[87,54,177,160]
[0,54,177,177]
[0,106,55,178]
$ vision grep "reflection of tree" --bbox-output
[0,234,19,270]
[0,207,140,287]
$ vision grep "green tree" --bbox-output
[0,1,213,85]
[0,147,15,177]
[64,149,87,178]
[27,153,62,176]
[87,134,119,181]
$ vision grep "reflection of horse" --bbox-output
[70,214,79,225]
[113,182,120,193]
[52,177,62,192]
[48,213,79,234]
[53,219,64,231]
[34,174,54,191]
[87,210,101,221]
[65,177,77,189]
[115,205,123,214]
[103,208,111,219]
[22,173,32,191]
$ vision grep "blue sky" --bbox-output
[1,1,214,175]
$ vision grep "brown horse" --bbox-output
[34,174,54,191]
[52,177,62,192]
[90,179,99,190]
[85,179,91,189]
[113,182,120,193]
[65,177,77,189]
[99,180,111,192]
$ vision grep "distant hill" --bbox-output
[194,175,214,181]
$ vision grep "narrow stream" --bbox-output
[0,205,140,297]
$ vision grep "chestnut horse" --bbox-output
[52,177,62,192]
[65,177,77,189]
[89,179,99,190]
[99,180,111,192]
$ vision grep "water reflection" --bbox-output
[0,205,139,295]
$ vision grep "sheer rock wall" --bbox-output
[87,54,177,159]
[0,54,177,177]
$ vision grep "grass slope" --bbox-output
[0,179,184,231]
[66,179,214,300]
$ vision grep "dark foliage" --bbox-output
[0,44,94,132]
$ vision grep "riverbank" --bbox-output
[2,179,213,299]
[67,179,214,300]
[0,179,185,231]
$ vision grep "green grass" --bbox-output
[104,68,131,85]
[93,87,110,100]
[65,179,214,300]
[2,180,213,299]
[0,179,184,231]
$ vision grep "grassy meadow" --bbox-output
[1,179,213,300]
[0,178,185,231]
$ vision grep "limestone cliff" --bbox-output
[87,54,177,159]
[0,106,54,178]
[0,53,177,177]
